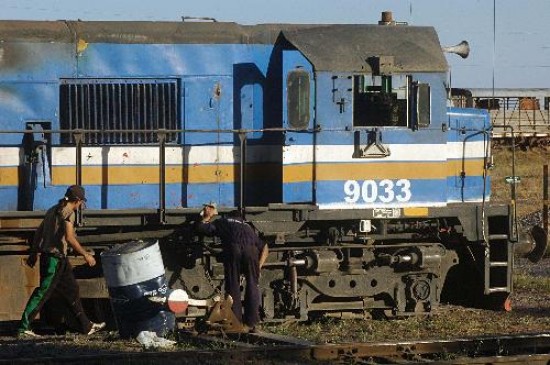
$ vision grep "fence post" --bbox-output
[544,164,548,235]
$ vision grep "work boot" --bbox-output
[87,322,106,335]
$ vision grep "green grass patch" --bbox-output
[514,273,550,292]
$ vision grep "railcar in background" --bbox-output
[0,13,544,324]
[450,87,550,140]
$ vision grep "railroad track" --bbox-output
[2,330,550,364]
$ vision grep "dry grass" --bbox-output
[490,144,549,218]
[515,273,550,292]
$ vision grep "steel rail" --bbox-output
[3,331,550,364]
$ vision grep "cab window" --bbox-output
[353,74,407,127]
[353,75,431,128]
[287,70,310,129]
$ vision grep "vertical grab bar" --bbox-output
[74,130,84,226]
[238,131,247,216]
[158,129,167,224]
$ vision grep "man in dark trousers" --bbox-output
[18,185,106,338]
[196,203,268,332]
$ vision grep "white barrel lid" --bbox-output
[101,240,165,287]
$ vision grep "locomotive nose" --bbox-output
[514,225,548,263]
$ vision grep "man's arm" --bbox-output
[259,243,269,269]
[29,221,44,253]
[196,220,218,235]
[64,220,96,267]
[26,221,44,268]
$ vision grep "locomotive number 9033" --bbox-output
[344,179,412,203]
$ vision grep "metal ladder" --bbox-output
[484,233,513,295]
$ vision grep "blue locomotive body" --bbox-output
[0,19,536,322]
[0,22,489,211]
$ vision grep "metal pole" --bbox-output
[74,131,84,226]
[544,164,549,236]
[510,128,517,241]
[158,130,167,224]
[238,131,247,215]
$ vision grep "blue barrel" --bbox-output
[100,240,175,338]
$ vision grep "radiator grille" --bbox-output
[60,79,180,144]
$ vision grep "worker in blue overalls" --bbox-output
[196,203,269,332]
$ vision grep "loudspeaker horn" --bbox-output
[442,40,470,59]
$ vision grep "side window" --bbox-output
[287,69,310,129]
[60,79,180,145]
[353,75,431,128]
[416,83,431,128]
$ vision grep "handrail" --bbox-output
[0,127,318,224]
[491,124,518,242]
[0,127,316,134]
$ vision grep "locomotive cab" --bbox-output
[279,24,449,209]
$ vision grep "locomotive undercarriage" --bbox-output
[263,243,457,320]
[1,203,532,322]
[163,214,466,320]
[164,240,457,321]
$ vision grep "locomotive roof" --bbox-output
[0,20,447,73]
[280,25,448,73]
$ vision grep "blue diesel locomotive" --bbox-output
[0,15,544,322]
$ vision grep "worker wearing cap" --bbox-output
[17,185,105,338]
[196,204,268,332]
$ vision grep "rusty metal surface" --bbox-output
[0,255,39,321]
[0,217,43,230]
[75,278,109,299]
[0,21,71,42]
[0,20,296,45]
[309,333,550,361]
[201,295,244,334]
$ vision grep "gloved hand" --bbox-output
[26,252,38,268]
